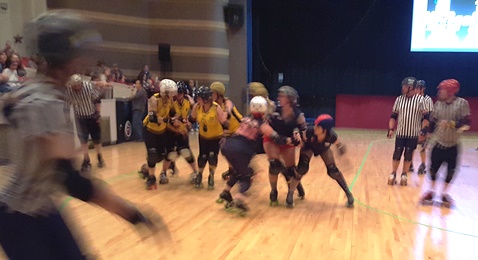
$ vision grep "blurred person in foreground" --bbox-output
[0,10,162,259]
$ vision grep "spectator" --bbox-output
[111,63,126,83]
[1,54,27,90]
[130,80,147,141]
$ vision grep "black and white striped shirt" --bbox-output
[432,97,470,147]
[66,81,101,119]
[422,95,434,115]
[392,94,430,138]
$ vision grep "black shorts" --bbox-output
[430,144,458,172]
[76,118,101,144]
[198,136,221,157]
[395,137,418,150]
[302,141,330,157]
[174,133,190,151]
[143,129,167,157]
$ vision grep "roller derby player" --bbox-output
[189,86,227,189]
[0,11,160,259]
[419,79,471,208]
[264,86,305,206]
[141,78,177,189]
[288,114,354,208]
[166,81,198,182]
[409,80,434,175]
[247,82,275,116]
[218,96,297,215]
[209,81,243,181]
[387,77,431,186]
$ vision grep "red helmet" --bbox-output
[314,114,334,131]
[437,79,460,96]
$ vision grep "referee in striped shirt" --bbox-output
[419,79,471,207]
[410,80,434,174]
[66,74,105,170]
[387,77,431,186]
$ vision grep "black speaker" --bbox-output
[115,98,132,144]
[158,43,171,62]
[223,4,244,29]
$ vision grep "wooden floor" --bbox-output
[1,129,478,260]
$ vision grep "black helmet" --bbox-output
[277,85,299,104]
[401,77,417,88]
[416,80,426,89]
[176,81,187,94]
[197,86,212,100]
[26,10,102,68]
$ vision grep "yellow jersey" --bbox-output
[197,102,223,139]
[221,98,243,136]
[168,97,192,133]
[143,93,172,134]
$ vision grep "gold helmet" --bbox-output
[210,81,226,96]
[248,82,268,97]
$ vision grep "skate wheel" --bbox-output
[195,183,203,189]
[298,195,305,200]
[238,211,247,217]
[286,203,294,208]
[160,179,169,184]
[216,198,224,204]
[270,201,278,207]
[207,185,215,190]
[346,201,354,208]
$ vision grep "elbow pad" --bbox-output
[456,115,471,128]
[270,132,288,145]
[390,113,398,120]
[422,113,430,122]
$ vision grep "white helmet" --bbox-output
[159,79,177,97]
[250,96,268,115]
[68,74,82,86]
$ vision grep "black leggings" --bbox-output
[0,206,86,259]
[221,136,255,191]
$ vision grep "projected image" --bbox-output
[411,0,478,52]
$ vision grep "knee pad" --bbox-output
[404,147,414,161]
[429,168,437,181]
[208,152,218,166]
[58,160,94,202]
[326,164,340,180]
[392,146,404,161]
[286,166,298,180]
[226,174,239,187]
[147,148,159,168]
[445,169,455,183]
[198,154,208,168]
[179,148,193,159]
[297,154,311,176]
[167,151,178,162]
[269,159,284,175]
[239,179,251,194]
[180,148,195,164]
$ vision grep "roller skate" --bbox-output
[419,191,434,205]
[138,164,149,179]
[286,190,294,208]
[207,174,215,190]
[159,171,169,184]
[441,194,454,208]
[232,198,249,216]
[346,192,355,208]
[145,175,157,190]
[270,189,279,206]
[297,183,305,200]
[399,173,408,186]
[195,172,203,189]
[408,163,414,173]
[81,160,92,172]
[387,172,397,185]
[216,190,233,208]
[97,154,105,168]
[417,163,426,175]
